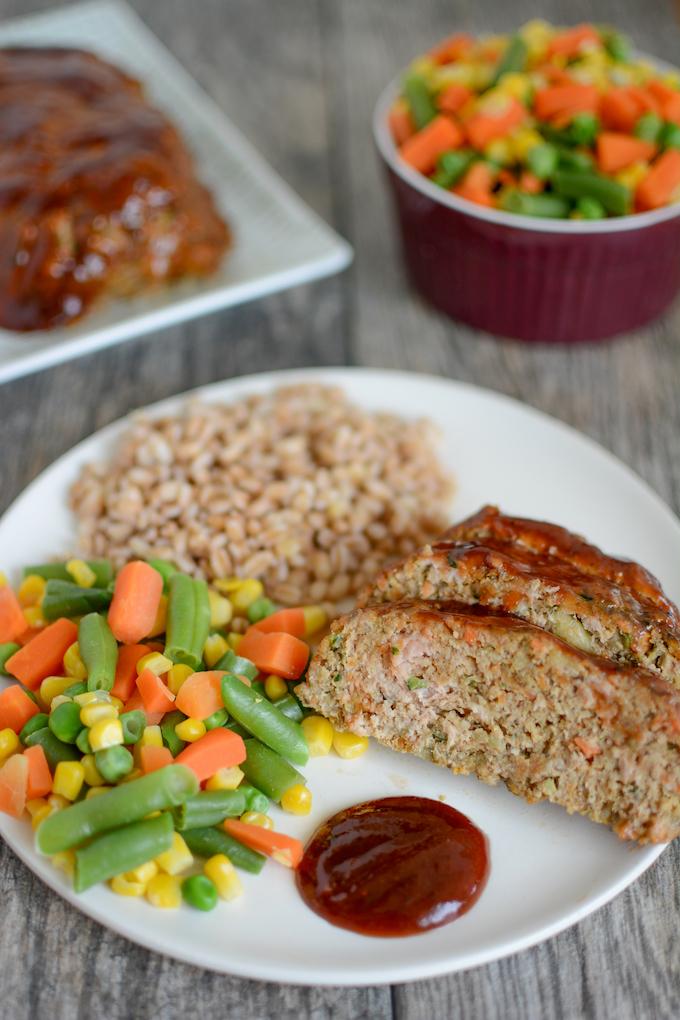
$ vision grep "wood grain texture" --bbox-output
[2,0,680,1017]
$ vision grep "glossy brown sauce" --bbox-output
[296,796,489,937]
[0,47,228,331]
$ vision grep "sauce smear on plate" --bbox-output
[296,796,489,937]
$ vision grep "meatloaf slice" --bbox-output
[297,600,680,843]
[360,505,680,688]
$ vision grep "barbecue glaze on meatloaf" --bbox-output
[361,505,680,688]
[0,47,229,331]
[298,600,680,843]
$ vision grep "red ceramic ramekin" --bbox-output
[373,79,680,343]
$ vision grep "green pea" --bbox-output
[19,713,50,745]
[49,701,84,744]
[246,597,277,624]
[76,727,92,755]
[182,874,218,911]
[432,149,475,189]
[526,143,558,180]
[635,112,663,143]
[576,196,606,220]
[64,681,87,698]
[0,642,20,675]
[569,113,599,147]
[204,708,229,730]
[95,745,134,783]
[603,29,631,62]
[662,122,680,150]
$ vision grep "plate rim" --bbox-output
[0,365,673,984]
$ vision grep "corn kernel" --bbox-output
[264,674,287,701]
[175,717,205,742]
[124,860,158,883]
[280,783,312,816]
[615,162,648,190]
[301,715,333,757]
[226,632,243,652]
[51,850,75,877]
[74,690,110,706]
[47,793,69,811]
[0,728,19,761]
[140,725,163,748]
[110,696,124,712]
[26,797,49,818]
[110,874,146,897]
[31,803,54,829]
[155,831,193,875]
[86,786,112,799]
[63,642,88,680]
[239,811,273,830]
[302,605,327,637]
[23,605,46,629]
[18,574,46,607]
[66,558,97,588]
[213,577,243,594]
[203,632,228,668]
[167,663,193,696]
[229,579,263,614]
[204,854,243,901]
[208,589,233,628]
[332,730,369,759]
[50,695,73,711]
[52,761,85,801]
[89,717,124,751]
[147,594,168,638]
[81,754,105,787]
[136,652,173,676]
[146,873,182,908]
[205,766,244,791]
[80,701,117,727]
[511,127,543,162]
[0,572,7,587]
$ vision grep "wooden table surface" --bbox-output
[2,1,680,1017]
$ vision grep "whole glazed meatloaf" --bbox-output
[297,600,680,843]
[361,505,680,688]
[0,47,229,331]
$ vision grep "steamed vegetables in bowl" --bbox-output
[0,559,367,912]
[390,21,680,218]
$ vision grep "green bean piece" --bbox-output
[526,143,558,180]
[165,574,211,671]
[214,647,258,681]
[79,613,118,692]
[247,597,277,624]
[241,738,305,803]
[239,783,270,815]
[25,728,81,769]
[182,826,266,874]
[182,874,218,911]
[24,560,114,588]
[662,122,680,150]
[635,112,663,143]
[160,710,187,756]
[556,148,595,172]
[402,72,437,130]
[74,812,173,893]
[576,195,606,220]
[173,789,247,830]
[19,712,49,745]
[36,764,199,855]
[64,681,87,698]
[490,34,527,86]
[95,746,134,783]
[274,693,304,723]
[48,702,83,744]
[602,28,631,62]
[76,727,92,755]
[221,674,308,766]
[500,189,570,218]
[551,169,631,215]
[432,149,475,188]
[146,558,179,592]
[568,113,599,147]
[0,642,20,675]
[41,580,112,621]
[120,709,147,746]
[204,708,229,731]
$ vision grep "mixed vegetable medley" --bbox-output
[0,559,367,911]
[389,21,680,218]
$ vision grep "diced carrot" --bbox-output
[175,728,246,782]
[111,643,151,702]
[535,64,577,86]
[0,685,39,733]
[637,149,680,210]
[628,86,660,116]
[140,744,174,774]
[388,101,415,145]
[454,161,495,206]
[519,170,544,194]
[5,618,78,690]
[122,689,164,727]
[0,753,28,817]
[600,88,645,133]
[223,819,304,869]
[107,561,163,645]
[436,82,473,115]
[236,629,309,680]
[175,670,225,720]
[252,608,306,638]
[399,115,464,173]
[546,24,600,59]
[429,32,474,65]
[24,745,52,798]
[647,80,677,106]
[596,133,656,174]
[135,668,176,715]
[16,627,42,646]
[533,84,599,122]
[661,92,680,127]
[465,97,525,150]
[0,587,27,643]
[497,168,517,187]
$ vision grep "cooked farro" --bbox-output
[69,384,453,613]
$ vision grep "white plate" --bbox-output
[0,1,351,385]
[0,368,675,985]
